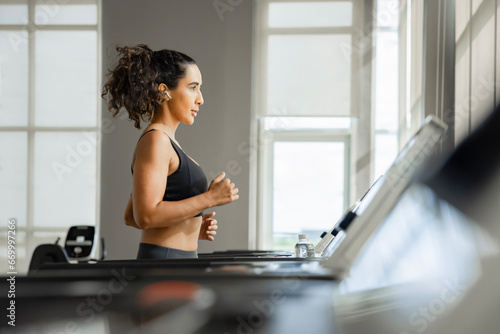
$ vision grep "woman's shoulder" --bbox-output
[137,128,171,144]
[135,128,175,159]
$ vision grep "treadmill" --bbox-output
[30,115,448,279]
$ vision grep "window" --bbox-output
[0,0,100,274]
[253,0,401,250]
[253,0,359,250]
[374,0,399,177]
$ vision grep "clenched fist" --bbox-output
[207,172,239,206]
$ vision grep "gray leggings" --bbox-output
[137,243,198,259]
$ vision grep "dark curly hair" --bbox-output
[101,44,196,129]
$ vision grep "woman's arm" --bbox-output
[124,195,141,229]
[132,131,238,230]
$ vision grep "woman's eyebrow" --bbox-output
[188,81,200,86]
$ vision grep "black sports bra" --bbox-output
[132,129,208,217]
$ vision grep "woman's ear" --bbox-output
[157,83,171,101]
[157,83,168,94]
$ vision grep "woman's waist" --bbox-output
[140,216,201,249]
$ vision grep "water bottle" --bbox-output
[294,234,315,258]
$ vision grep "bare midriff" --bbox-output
[140,216,202,251]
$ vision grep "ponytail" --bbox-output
[101,44,196,129]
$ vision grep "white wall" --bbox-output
[100,0,253,259]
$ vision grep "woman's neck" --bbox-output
[150,110,179,139]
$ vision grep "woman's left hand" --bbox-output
[199,211,218,241]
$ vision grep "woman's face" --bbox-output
[168,64,204,125]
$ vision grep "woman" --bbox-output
[101,44,239,259]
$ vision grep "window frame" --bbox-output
[0,0,101,273]
[254,0,361,119]
[257,125,351,248]
[252,0,361,250]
